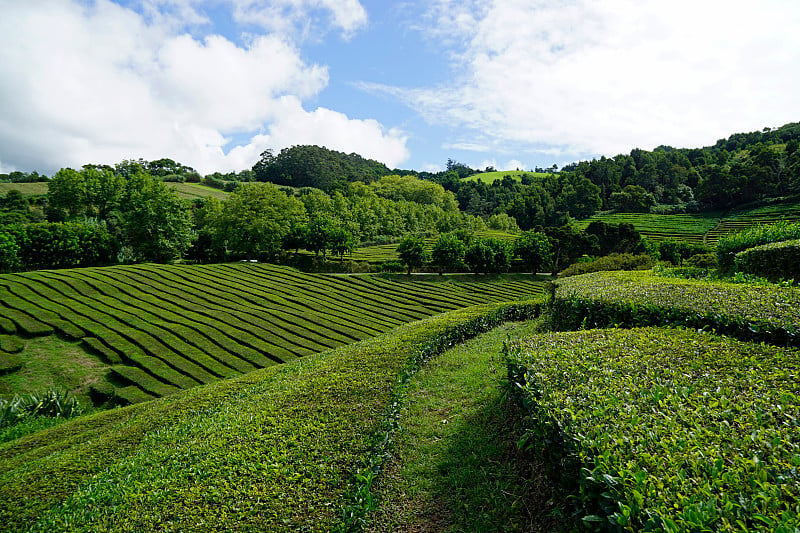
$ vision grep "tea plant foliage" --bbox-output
[506,328,800,531]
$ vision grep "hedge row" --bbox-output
[0,300,542,532]
[716,220,800,273]
[551,270,800,345]
[506,327,800,531]
[735,239,800,282]
[0,222,117,273]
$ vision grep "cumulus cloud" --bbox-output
[0,0,404,174]
[389,0,800,159]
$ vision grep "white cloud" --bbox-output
[0,0,405,174]
[396,0,800,158]
[255,96,410,167]
[503,159,525,171]
[229,0,368,39]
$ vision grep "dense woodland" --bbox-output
[1,122,799,273]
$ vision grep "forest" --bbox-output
[1,121,799,274]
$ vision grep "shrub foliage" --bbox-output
[734,239,800,282]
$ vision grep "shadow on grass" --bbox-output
[431,393,569,533]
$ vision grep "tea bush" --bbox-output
[735,239,800,282]
[716,220,800,272]
[0,300,542,532]
[559,253,654,277]
[552,270,800,345]
[507,328,800,531]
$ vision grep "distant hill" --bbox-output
[252,145,391,191]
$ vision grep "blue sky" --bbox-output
[2,0,800,175]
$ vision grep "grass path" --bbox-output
[366,320,567,533]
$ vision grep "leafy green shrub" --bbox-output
[654,238,711,265]
[1,222,117,271]
[717,221,800,272]
[559,253,654,277]
[0,389,83,428]
[0,230,20,272]
[507,328,800,531]
[683,252,717,268]
[735,239,800,282]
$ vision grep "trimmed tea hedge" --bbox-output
[506,328,800,531]
[0,300,542,532]
[716,220,800,273]
[735,239,800,282]
[0,263,546,402]
[552,270,800,345]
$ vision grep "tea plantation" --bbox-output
[505,271,800,531]
[0,263,545,404]
[2,267,800,531]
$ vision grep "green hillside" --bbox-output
[0,183,48,196]
[577,198,800,245]
[461,170,553,183]
[0,263,545,404]
[0,301,541,532]
[166,182,230,200]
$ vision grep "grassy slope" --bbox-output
[0,301,541,532]
[0,182,229,201]
[0,183,48,196]
[166,181,230,200]
[461,171,554,183]
[575,212,721,244]
[0,264,546,404]
[366,319,566,533]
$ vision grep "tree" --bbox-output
[545,225,600,275]
[464,238,493,274]
[47,168,88,219]
[609,185,656,212]
[121,172,194,263]
[486,238,512,273]
[282,222,309,255]
[306,215,337,260]
[514,230,552,273]
[329,227,356,261]
[0,231,20,272]
[216,182,307,260]
[397,235,429,275]
[431,232,466,274]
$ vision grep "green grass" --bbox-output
[0,263,546,403]
[507,327,800,531]
[366,319,566,533]
[461,171,554,183]
[0,336,107,407]
[0,182,48,196]
[166,182,230,200]
[0,301,540,532]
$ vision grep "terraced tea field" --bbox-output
[576,212,721,244]
[0,263,544,404]
[704,199,800,243]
